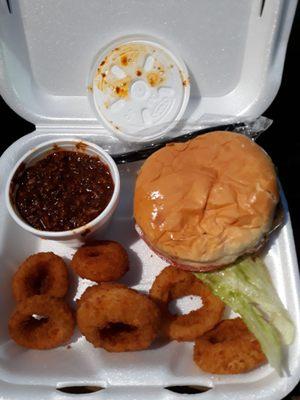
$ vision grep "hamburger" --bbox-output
[134,131,279,271]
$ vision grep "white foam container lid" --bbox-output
[0,0,299,399]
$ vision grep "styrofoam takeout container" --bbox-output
[0,0,299,399]
[5,138,120,246]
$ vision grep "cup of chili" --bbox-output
[5,138,120,245]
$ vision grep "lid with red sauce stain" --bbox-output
[89,37,190,142]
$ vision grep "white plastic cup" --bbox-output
[5,138,120,246]
[89,35,190,143]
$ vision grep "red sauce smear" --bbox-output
[14,151,114,231]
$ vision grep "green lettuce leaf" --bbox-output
[195,257,294,375]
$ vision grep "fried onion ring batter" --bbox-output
[194,318,267,374]
[12,252,68,302]
[71,241,129,282]
[77,284,161,352]
[8,295,75,349]
[150,266,224,341]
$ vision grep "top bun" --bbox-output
[134,131,279,271]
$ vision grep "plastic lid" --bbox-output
[89,38,190,142]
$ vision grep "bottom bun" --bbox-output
[135,224,267,272]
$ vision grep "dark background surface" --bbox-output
[0,4,299,399]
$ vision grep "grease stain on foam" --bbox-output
[80,228,91,237]
[75,142,88,152]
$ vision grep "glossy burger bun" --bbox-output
[134,131,279,272]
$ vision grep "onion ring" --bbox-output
[8,295,75,349]
[77,284,161,352]
[149,266,225,341]
[194,318,267,374]
[12,252,69,302]
[71,241,129,282]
